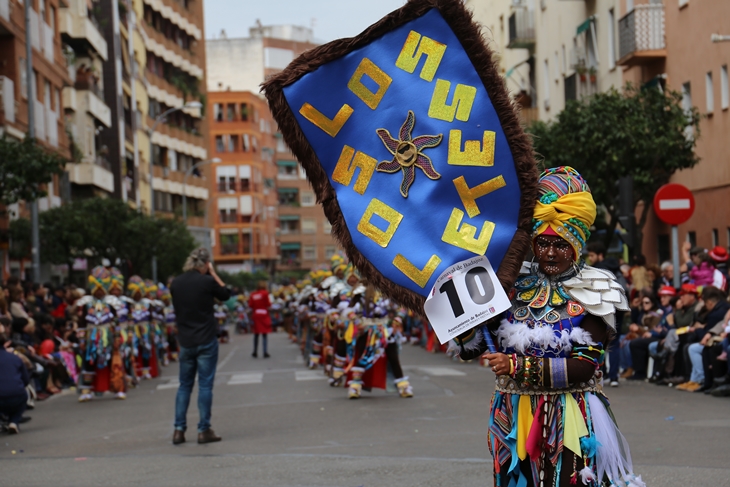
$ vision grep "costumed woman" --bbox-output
[77,266,127,401]
[455,167,643,487]
[127,277,156,380]
[249,280,272,358]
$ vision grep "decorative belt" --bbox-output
[494,372,602,396]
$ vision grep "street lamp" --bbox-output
[148,100,203,282]
[182,157,221,223]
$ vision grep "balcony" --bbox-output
[58,2,109,60]
[220,243,240,255]
[618,4,665,67]
[0,76,14,124]
[0,0,8,23]
[507,8,535,49]
[219,213,238,224]
[67,161,115,193]
[76,88,112,127]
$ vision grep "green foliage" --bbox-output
[217,270,270,292]
[527,84,701,254]
[26,199,196,278]
[0,136,67,206]
[8,218,31,260]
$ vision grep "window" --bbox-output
[301,218,316,234]
[239,165,251,191]
[687,231,697,246]
[657,235,670,264]
[220,232,239,255]
[252,136,258,152]
[228,134,238,152]
[542,59,550,109]
[608,9,616,70]
[681,82,693,139]
[303,246,316,261]
[706,72,714,113]
[242,134,250,152]
[278,188,299,206]
[721,65,729,110]
[564,74,577,102]
[218,197,238,223]
[215,135,225,153]
[712,229,719,246]
[276,137,288,153]
[240,103,248,121]
[280,218,299,235]
[277,161,298,178]
[300,191,315,207]
[226,104,235,121]
[325,246,337,259]
[323,220,332,234]
[214,103,223,122]
[19,58,27,98]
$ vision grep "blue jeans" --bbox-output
[688,342,705,384]
[174,338,219,433]
[619,335,633,370]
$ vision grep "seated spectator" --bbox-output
[677,286,730,392]
[689,252,723,289]
[708,246,728,291]
[0,322,30,434]
[627,294,665,380]
[652,284,700,383]
[658,285,676,315]
[660,261,674,287]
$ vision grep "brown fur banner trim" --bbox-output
[262,0,538,314]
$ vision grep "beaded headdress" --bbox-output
[88,266,111,294]
[127,275,146,296]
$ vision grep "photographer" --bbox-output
[170,248,230,445]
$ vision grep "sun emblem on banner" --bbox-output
[375,111,442,198]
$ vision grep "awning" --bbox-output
[278,187,299,194]
[279,215,300,221]
[576,16,595,35]
[280,242,301,250]
[276,160,298,167]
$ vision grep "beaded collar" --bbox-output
[511,262,586,322]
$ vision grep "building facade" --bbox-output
[206,24,339,273]
[620,0,730,262]
[0,0,71,277]
[208,90,279,274]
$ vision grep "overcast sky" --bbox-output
[204,0,408,42]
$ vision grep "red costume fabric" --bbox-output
[248,290,272,334]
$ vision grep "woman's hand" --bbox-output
[484,353,511,376]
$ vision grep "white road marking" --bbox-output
[227,372,264,385]
[417,366,466,377]
[157,380,180,390]
[295,370,328,381]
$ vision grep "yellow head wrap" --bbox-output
[88,266,111,294]
[532,167,596,261]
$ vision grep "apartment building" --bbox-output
[209,91,279,274]
[466,0,624,122]
[0,0,71,277]
[207,24,339,273]
[620,0,730,261]
[60,0,113,198]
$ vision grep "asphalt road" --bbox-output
[2,332,728,487]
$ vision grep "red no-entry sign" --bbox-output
[653,183,695,225]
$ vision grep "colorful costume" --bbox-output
[158,283,178,361]
[77,266,127,401]
[456,168,643,487]
[126,276,158,380]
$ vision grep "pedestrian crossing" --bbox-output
[155,365,468,390]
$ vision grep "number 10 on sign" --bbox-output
[423,255,511,345]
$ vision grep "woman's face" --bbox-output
[660,295,672,307]
[533,235,574,276]
[641,297,654,312]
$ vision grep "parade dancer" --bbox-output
[455,168,643,487]
[145,279,166,372]
[158,283,178,362]
[77,266,126,401]
[127,277,155,380]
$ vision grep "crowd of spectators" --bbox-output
[0,278,87,433]
[587,241,730,398]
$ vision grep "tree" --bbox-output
[11,198,197,281]
[527,84,701,256]
[8,218,31,261]
[0,136,67,207]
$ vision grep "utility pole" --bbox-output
[25,0,40,283]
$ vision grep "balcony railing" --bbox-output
[220,243,240,255]
[507,8,535,49]
[219,213,238,224]
[618,4,665,66]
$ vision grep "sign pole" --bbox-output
[671,225,680,289]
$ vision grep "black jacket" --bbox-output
[693,300,730,341]
[0,348,30,398]
[170,271,231,348]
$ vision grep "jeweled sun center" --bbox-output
[396,142,417,167]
